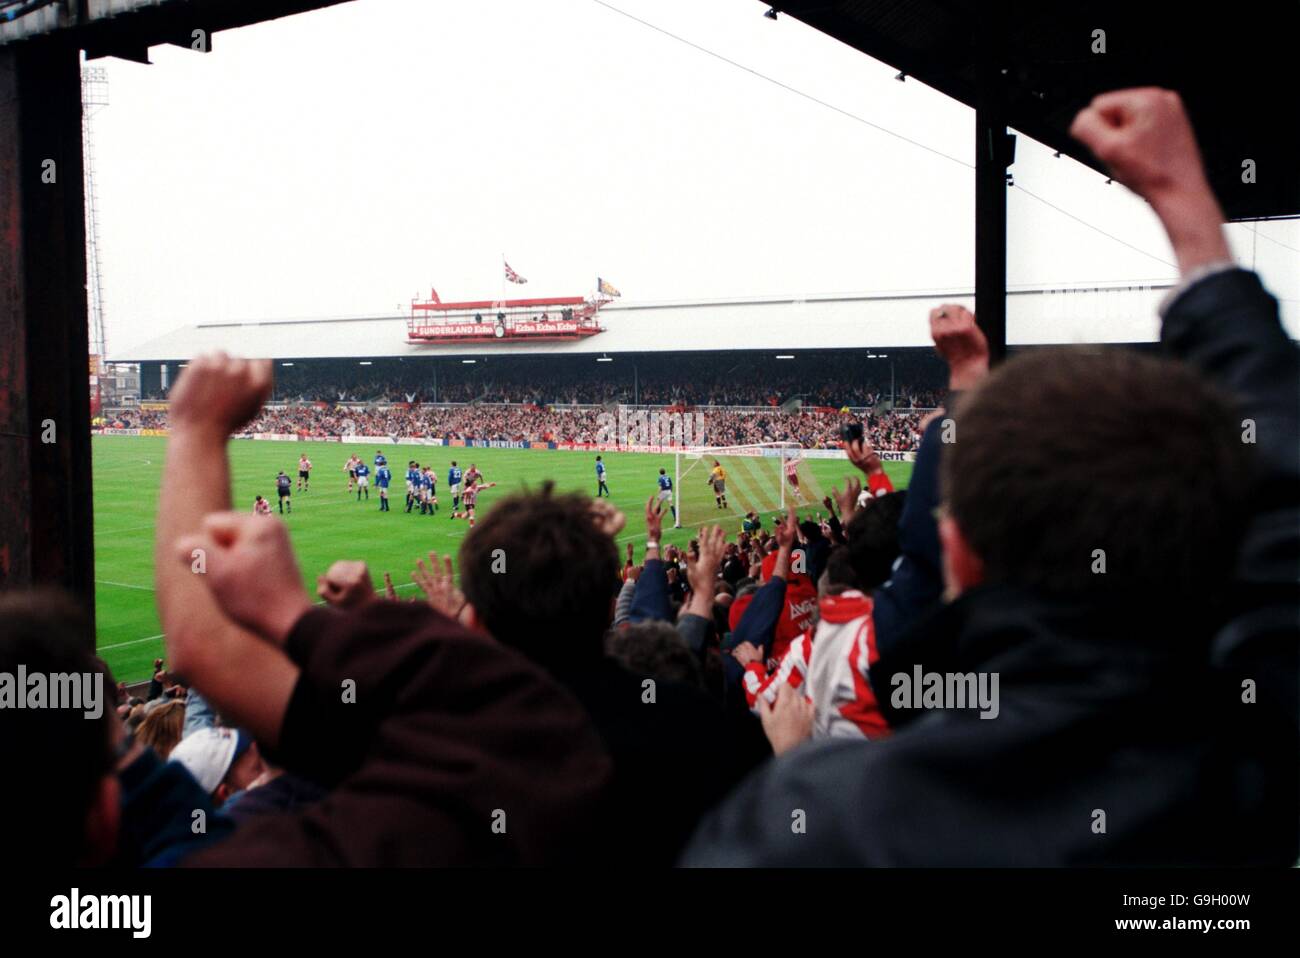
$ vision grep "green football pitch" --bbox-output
[92,436,912,683]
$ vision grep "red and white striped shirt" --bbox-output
[743,633,813,711]
[805,590,890,740]
[741,589,890,741]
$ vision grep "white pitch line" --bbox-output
[95,523,167,537]
[615,516,719,543]
[96,579,155,592]
[98,633,164,651]
[98,583,424,652]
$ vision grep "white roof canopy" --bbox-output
[114,283,1175,362]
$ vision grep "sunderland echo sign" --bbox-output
[414,321,583,339]
[510,322,581,336]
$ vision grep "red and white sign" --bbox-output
[411,321,583,339]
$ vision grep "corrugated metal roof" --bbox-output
[113,284,1175,361]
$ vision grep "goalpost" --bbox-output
[674,441,825,528]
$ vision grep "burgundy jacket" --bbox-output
[188,601,612,866]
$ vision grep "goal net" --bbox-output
[674,442,826,528]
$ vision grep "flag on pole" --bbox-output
[597,277,622,298]
[504,261,527,285]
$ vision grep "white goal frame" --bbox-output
[674,441,804,523]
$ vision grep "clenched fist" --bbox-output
[317,560,376,609]
[1069,88,1211,209]
[168,353,273,438]
[177,512,311,646]
[1070,87,1229,275]
[929,304,988,391]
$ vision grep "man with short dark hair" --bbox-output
[683,88,1298,867]
[839,491,905,591]
[456,482,769,864]
[606,621,704,689]
[940,346,1245,603]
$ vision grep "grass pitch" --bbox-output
[93,436,912,682]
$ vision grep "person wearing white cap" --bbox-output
[168,727,266,804]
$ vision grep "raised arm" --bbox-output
[1072,87,1299,718]
[1073,90,1298,569]
[627,496,672,623]
[679,525,726,656]
[871,305,989,661]
[154,355,300,746]
[726,507,798,661]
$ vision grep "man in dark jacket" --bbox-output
[683,88,1298,867]
[456,485,771,866]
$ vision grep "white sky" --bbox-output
[91,0,1298,355]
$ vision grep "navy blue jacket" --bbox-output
[683,268,1299,866]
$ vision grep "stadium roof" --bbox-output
[114,283,1175,362]
[0,1,353,57]
[767,0,1300,221]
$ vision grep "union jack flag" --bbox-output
[504,261,527,285]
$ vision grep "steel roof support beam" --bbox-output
[974,5,1010,364]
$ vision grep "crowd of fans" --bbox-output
[6,90,1297,870]
[109,408,168,430]
[699,408,922,450]
[105,403,925,450]
[143,351,948,409]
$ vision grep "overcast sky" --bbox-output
[91,0,1298,355]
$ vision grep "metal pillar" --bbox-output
[0,39,96,633]
[975,8,1010,364]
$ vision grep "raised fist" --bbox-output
[929,304,988,391]
[168,353,272,437]
[1069,88,1210,207]
[317,560,376,610]
[176,512,310,646]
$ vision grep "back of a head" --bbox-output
[135,698,187,760]
[840,490,906,592]
[606,621,704,688]
[942,347,1248,611]
[0,590,114,866]
[459,482,621,668]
